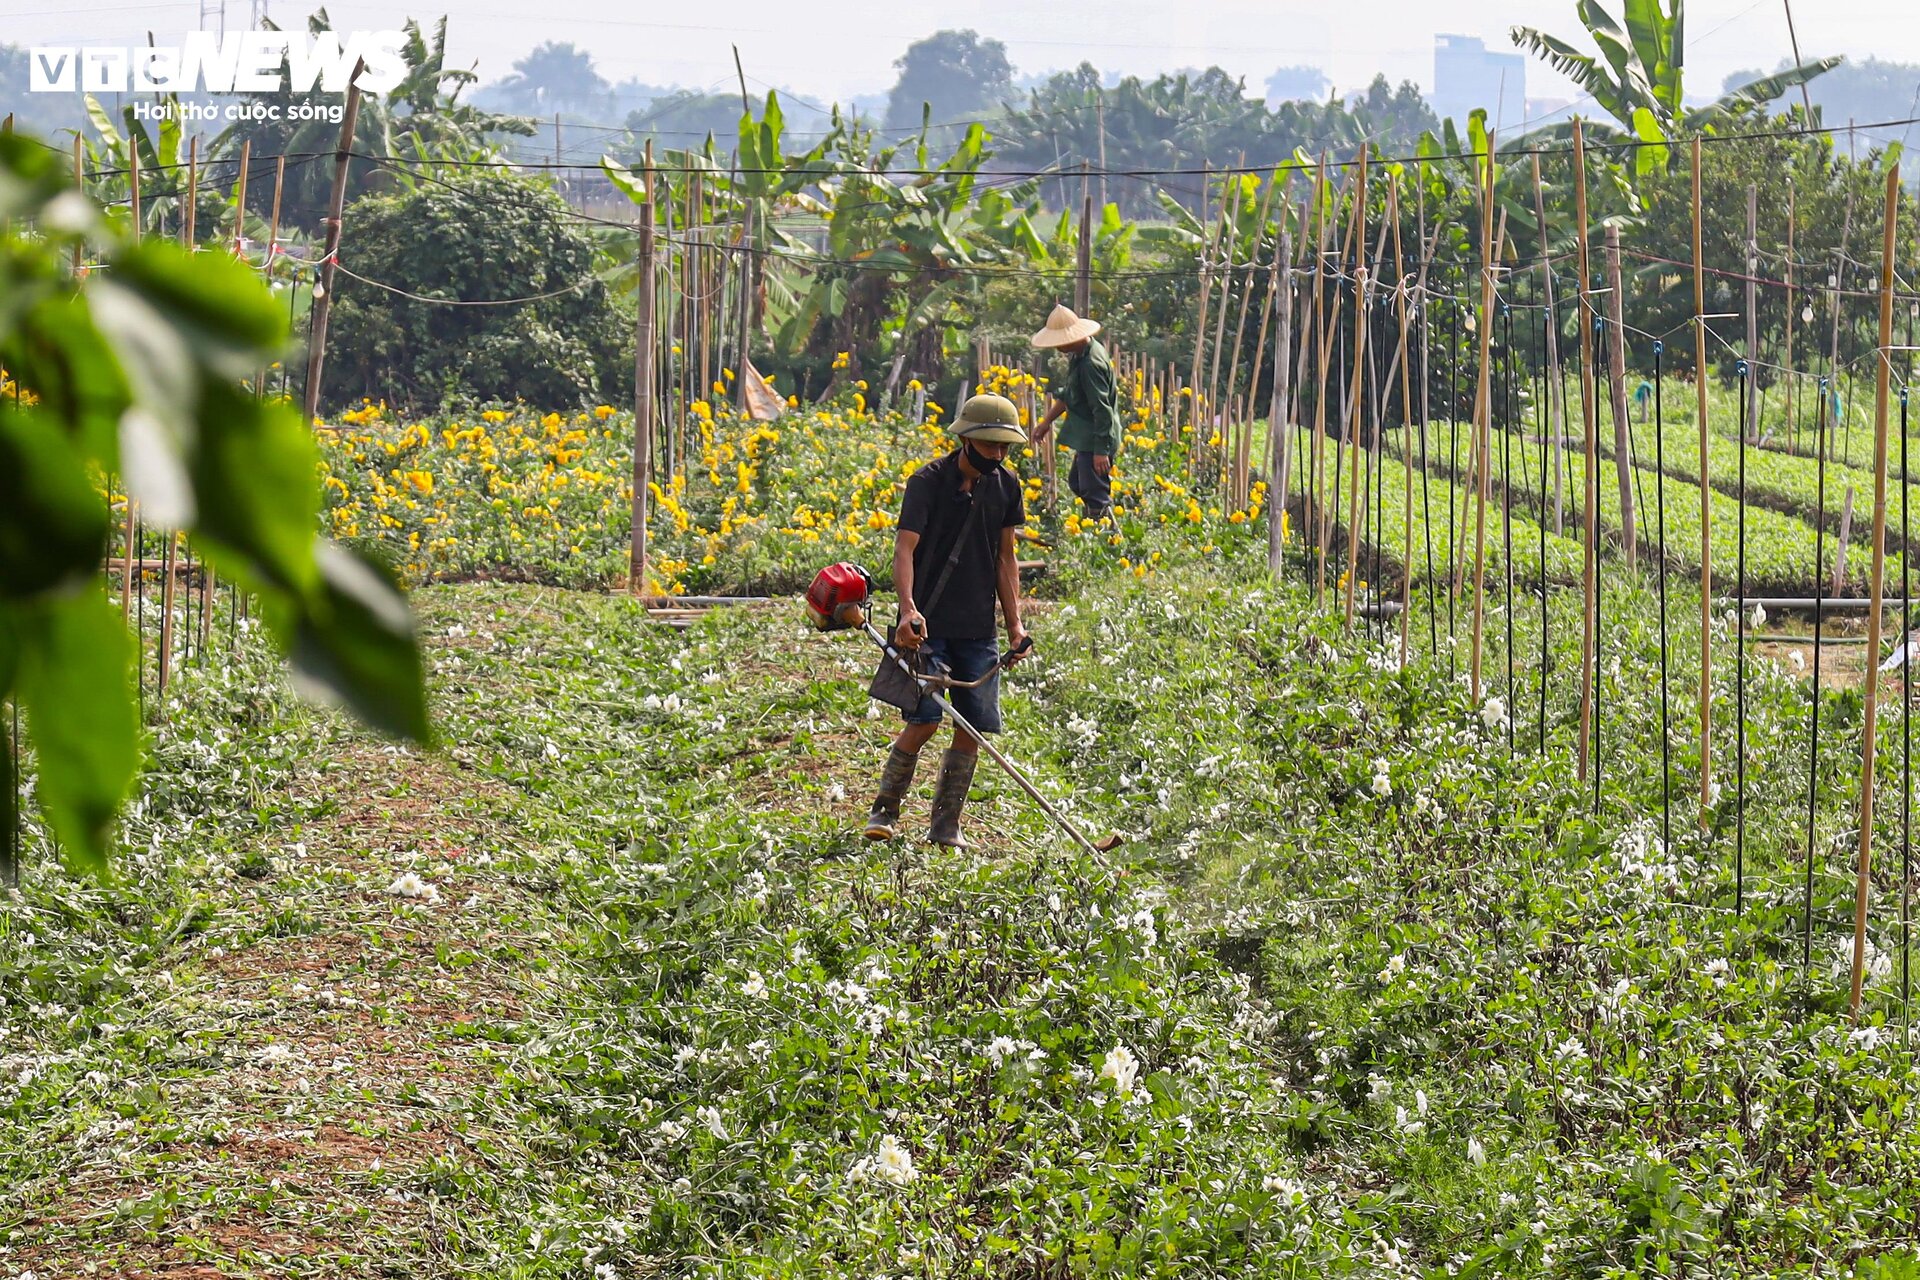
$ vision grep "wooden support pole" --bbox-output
[184,136,198,247]
[1467,135,1499,702]
[1531,153,1567,536]
[1341,148,1372,632]
[1306,156,1332,592]
[1244,194,1290,512]
[1574,121,1600,780]
[1605,225,1637,569]
[1785,185,1797,451]
[1205,170,1240,483]
[72,135,84,273]
[302,63,365,427]
[1076,162,1093,316]
[1390,178,1416,666]
[1692,138,1715,817]
[122,148,141,625]
[1229,178,1280,505]
[1313,162,1358,606]
[231,139,251,257]
[1850,163,1901,1018]
[630,144,658,595]
[1188,166,1222,470]
[1269,229,1294,579]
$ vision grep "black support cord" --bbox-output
[1537,294,1550,755]
[1421,303,1437,659]
[1502,303,1516,757]
[1737,361,1750,917]
[1448,293,1460,676]
[1654,342,1672,856]
[1592,312,1605,815]
[1903,383,1912,1031]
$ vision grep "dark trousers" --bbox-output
[1068,450,1112,519]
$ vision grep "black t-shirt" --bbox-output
[896,450,1025,640]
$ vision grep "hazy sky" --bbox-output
[4,0,1912,113]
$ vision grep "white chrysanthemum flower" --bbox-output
[1467,1136,1486,1166]
[1377,953,1407,983]
[1368,1073,1392,1103]
[1479,696,1509,732]
[696,1105,728,1141]
[387,871,440,903]
[254,1043,295,1066]
[1415,1088,1429,1117]
[1099,1044,1141,1100]
[1393,1105,1425,1136]
[1371,758,1392,797]
[873,1134,917,1185]
[1262,1174,1307,1205]
[1703,957,1732,986]
[1751,602,1767,628]
[742,971,767,999]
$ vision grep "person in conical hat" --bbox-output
[861,392,1033,851]
[1030,304,1120,521]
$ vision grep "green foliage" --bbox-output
[1511,0,1840,144]
[325,170,625,413]
[209,9,535,230]
[0,131,427,878]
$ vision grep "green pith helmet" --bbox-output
[953,393,1029,444]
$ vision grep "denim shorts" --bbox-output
[903,635,1003,733]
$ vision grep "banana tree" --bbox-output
[1512,0,1839,171]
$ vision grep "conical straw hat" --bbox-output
[1030,303,1102,348]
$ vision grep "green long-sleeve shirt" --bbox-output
[1054,339,1122,457]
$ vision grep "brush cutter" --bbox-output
[806,561,1123,856]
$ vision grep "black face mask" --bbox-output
[963,441,1004,474]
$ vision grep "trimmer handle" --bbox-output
[999,635,1035,667]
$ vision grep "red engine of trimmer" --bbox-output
[804,562,875,631]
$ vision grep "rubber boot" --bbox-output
[863,746,920,840]
[927,748,978,848]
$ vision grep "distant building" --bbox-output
[1433,34,1526,130]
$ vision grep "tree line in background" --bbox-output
[5,0,1911,419]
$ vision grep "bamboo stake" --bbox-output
[1605,224,1637,569]
[630,146,658,594]
[1306,156,1333,594]
[1313,162,1358,606]
[1467,136,1500,703]
[1850,164,1901,1018]
[258,154,284,400]
[1204,179,1238,483]
[1188,166,1221,470]
[1229,177,1280,503]
[1348,192,1396,628]
[1390,178,1416,666]
[1269,229,1295,578]
[1530,153,1567,536]
[1692,138,1715,818]
[231,140,251,257]
[1454,210,1508,599]
[301,67,363,426]
[72,136,84,274]
[122,149,141,625]
[1574,121,1600,780]
[1785,185,1797,453]
[1245,195,1292,511]
[1341,149,1372,632]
